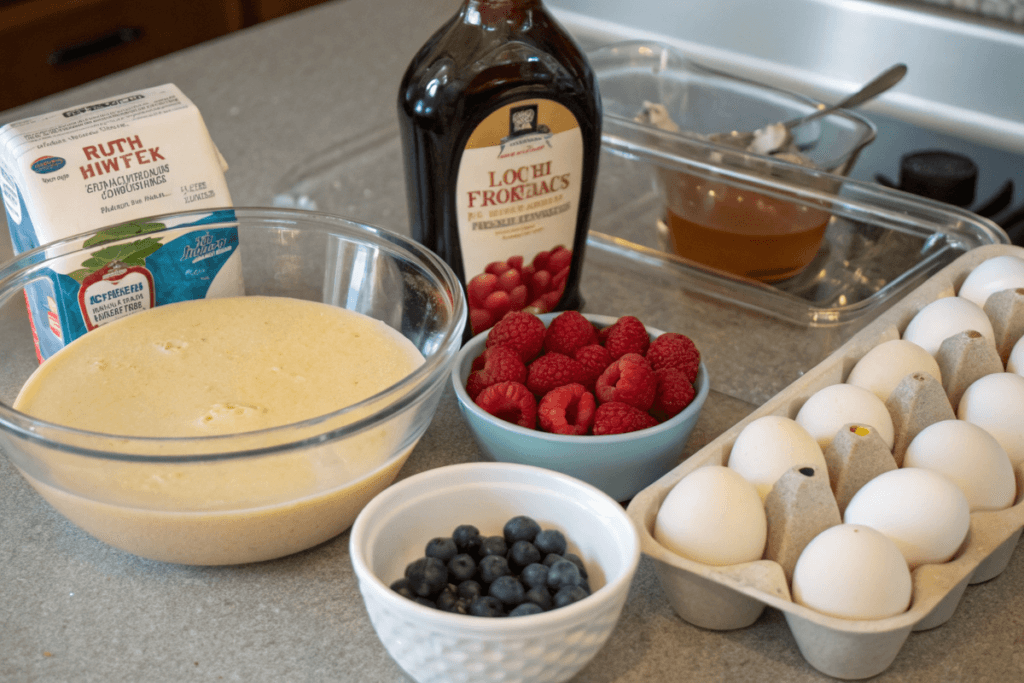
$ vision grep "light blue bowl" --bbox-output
[451,313,709,502]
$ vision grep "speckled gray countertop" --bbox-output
[2,1,1024,681]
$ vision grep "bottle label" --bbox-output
[455,99,583,312]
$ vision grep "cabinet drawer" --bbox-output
[0,0,243,111]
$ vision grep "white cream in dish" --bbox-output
[11,296,426,564]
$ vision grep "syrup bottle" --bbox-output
[398,0,602,336]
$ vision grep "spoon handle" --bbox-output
[787,63,908,130]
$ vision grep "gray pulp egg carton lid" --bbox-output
[626,244,1024,680]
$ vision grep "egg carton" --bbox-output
[626,243,1024,680]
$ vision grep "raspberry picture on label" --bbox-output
[466,245,572,335]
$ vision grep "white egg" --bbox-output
[846,339,942,402]
[795,383,895,452]
[957,372,1024,467]
[792,524,912,620]
[958,255,1024,309]
[843,468,970,569]
[654,465,767,566]
[902,296,995,358]
[904,419,1016,512]
[1009,336,1024,376]
[726,415,828,501]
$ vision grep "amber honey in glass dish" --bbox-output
[663,172,830,283]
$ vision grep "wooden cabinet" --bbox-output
[242,0,330,23]
[0,0,331,112]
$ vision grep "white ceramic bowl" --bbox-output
[349,461,641,683]
[452,313,709,502]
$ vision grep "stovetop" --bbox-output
[849,109,1024,244]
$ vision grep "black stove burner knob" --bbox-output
[898,150,978,207]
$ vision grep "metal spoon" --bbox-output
[709,63,908,153]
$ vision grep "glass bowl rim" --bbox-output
[0,206,467,463]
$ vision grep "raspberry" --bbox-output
[592,401,659,435]
[532,250,551,273]
[528,297,558,314]
[496,268,522,293]
[486,311,546,362]
[506,255,524,271]
[465,345,527,400]
[520,264,536,287]
[652,367,696,420]
[470,308,496,337]
[474,381,537,429]
[547,246,572,274]
[483,290,512,320]
[538,384,596,435]
[538,289,563,312]
[602,316,650,359]
[467,273,498,308]
[529,270,552,301]
[485,261,512,277]
[647,332,701,383]
[594,353,656,411]
[574,343,612,391]
[525,353,586,396]
[544,311,598,357]
[551,266,569,292]
[508,285,528,311]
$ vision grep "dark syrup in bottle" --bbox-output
[398,0,601,336]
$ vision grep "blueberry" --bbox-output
[435,585,462,612]
[507,540,541,571]
[447,553,476,582]
[488,575,525,607]
[458,579,483,601]
[553,585,589,609]
[478,535,507,558]
[579,578,591,595]
[425,537,458,563]
[452,524,482,554]
[533,529,567,556]
[469,596,505,617]
[478,554,511,585]
[524,586,553,611]
[546,559,581,591]
[508,602,544,617]
[414,596,437,608]
[390,577,416,600]
[406,556,449,597]
[563,552,588,578]
[520,563,549,590]
[503,515,541,544]
[405,557,427,577]
[542,553,564,567]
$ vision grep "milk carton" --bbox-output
[0,84,242,362]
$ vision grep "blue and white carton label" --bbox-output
[0,83,241,362]
[23,213,243,361]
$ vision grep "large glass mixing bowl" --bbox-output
[0,207,466,565]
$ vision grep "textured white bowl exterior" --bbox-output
[350,462,641,683]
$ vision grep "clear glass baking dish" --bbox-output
[272,118,1006,407]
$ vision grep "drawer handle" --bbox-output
[47,27,143,67]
